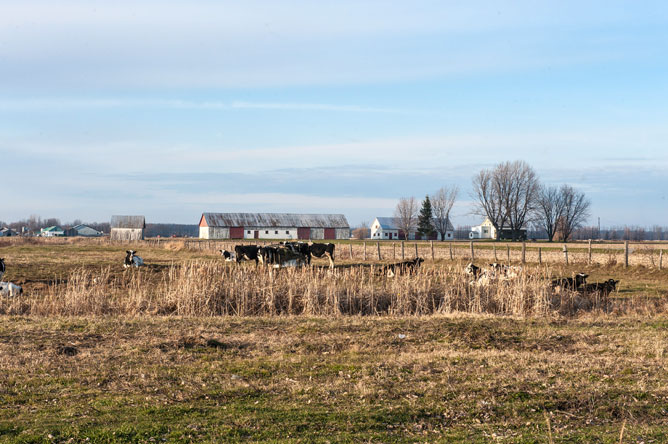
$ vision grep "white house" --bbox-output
[469,217,527,240]
[199,213,350,240]
[370,217,454,241]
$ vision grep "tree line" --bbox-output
[394,160,591,242]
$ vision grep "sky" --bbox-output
[2,1,668,227]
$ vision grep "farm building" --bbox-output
[63,224,103,237]
[199,213,350,240]
[0,227,18,237]
[110,216,146,241]
[40,226,65,237]
[370,217,454,241]
[469,217,527,240]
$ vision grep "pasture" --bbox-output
[1,238,668,442]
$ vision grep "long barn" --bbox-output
[199,213,350,240]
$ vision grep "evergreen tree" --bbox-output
[417,195,435,238]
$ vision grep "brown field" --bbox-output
[1,238,668,442]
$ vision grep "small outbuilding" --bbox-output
[64,224,103,237]
[110,216,145,241]
[199,213,350,240]
[0,227,18,237]
[40,226,65,237]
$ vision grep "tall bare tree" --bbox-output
[558,185,591,241]
[473,161,538,240]
[534,185,565,242]
[394,197,418,240]
[431,186,458,241]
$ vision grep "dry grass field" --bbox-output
[1,238,668,443]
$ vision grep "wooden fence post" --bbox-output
[660,250,663,270]
[563,244,569,265]
[430,241,435,261]
[401,241,405,260]
[449,243,453,260]
[538,247,542,265]
[364,242,367,261]
[624,241,629,268]
[376,242,381,260]
[588,239,592,264]
[470,241,475,260]
[506,245,510,263]
[521,241,526,264]
[349,243,353,259]
[414,243,418,258]
[493,244,497,261]
[393,242,396,259]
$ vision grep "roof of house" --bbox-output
[111,216,146,229]
[72,224,102,233]
[41,226,64,232]
[201,213,349,229]
[374,217,454,231]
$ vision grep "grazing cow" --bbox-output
[0,258,4,281]
[581,279,619,296]
[467,262,523,287]
[380,257,424,277]
[123,250,144,268]
[219,249,235,262]
[464,263,482,279]
[259,246,308,268]
[281,242,336,268]
[233,245,260,265]
[0,282,22,298]
[551,273,588,291]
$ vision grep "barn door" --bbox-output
[324,228,335,239]
[254,231,259,239]
[229,227,244,239]
[298,228,310,240]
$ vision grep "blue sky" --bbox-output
[2,1,667,227]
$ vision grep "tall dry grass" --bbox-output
[0,261,645,317]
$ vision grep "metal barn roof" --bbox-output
[111,215,146,229]
[202,213,349,228]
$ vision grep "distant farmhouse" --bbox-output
[0,227,18,237]
[110,216,146,241]
[64,224,103,237]
[199,213,350,240]
[40,226,65,237]
[370,217,454,241]
[469,217,527,240]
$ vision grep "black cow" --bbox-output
[380,257,424,277]
[234,245,260,265]
[551,273,588,291]
[581,279,619,296]
[0,258,4,281]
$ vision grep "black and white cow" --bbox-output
[281,242,336,268]
[259,246,308,268]
[379,257,424,277]
[0,282,22,298]
[123,250,144,268]
[551,273,588,291]
[0,258,5,281]
[234,245,260,265]
[581,279,619,296]
[219,249,235,262]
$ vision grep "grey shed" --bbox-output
[110,215,146,241]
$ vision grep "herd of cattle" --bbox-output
[464,262,619,296]
[0,245,620,300]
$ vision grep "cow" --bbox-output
[219,249,235,262]
[233,245,260,265]
[259,246,308,268]
[551,273,588,291]
[581,279,619,296]
[281,242,336,268]
[379,257,424,277]
[123,250,144,268]
[466,262,523,287]
[0,258,4,281]
[0,282,22,298]
[464,263,482,279]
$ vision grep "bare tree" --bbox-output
[352,221,370,240]
[431,186,458,241]
[472,168,507,240]
[558,185,591,241]
[534,185,565,242]
[394,197,418,240]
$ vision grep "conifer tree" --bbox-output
[417,195,435,239]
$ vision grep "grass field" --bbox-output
[1,239,668,442]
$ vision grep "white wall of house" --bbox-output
[243,227,297,239]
